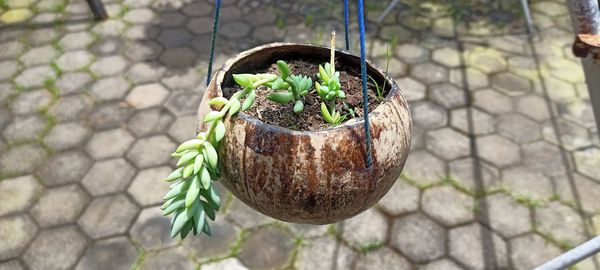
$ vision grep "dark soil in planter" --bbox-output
[223,59,388,131]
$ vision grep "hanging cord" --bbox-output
[206,0,222,86]
[357,0,373,168]
[343,0,350,50]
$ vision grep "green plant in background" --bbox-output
[162,73,278,238]
[267,60,313,113]
[316,31,346,124]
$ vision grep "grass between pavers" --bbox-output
[129,240,146,270]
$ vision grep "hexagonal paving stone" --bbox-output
[481,194,531,238]
[156,12,188,28]
[295,236,355,270]
[92,19,127,37]
[87,102,134,129]
[0,260,24,270]
[422,185,474,226]
[341,208,388,249]
[449,68,489,89]
[450,107,494,135]
[473,88,513,115]
[164,90,204,116]
[54,72,93,96]
[76,237,138,270]
[183,216,240,260]
[20,45,58,66]
[23,226,87,270]
[127,135,176,168]
[410,101,447,130]
[49,94,94,122]
[449,157,501,192]
[522,141,566,177]
[287,223,329,239]
[411,63,449,85]
[31,184,89,227]
[38,150,92,186]
[128,108,174,137]
[59,31,95,50]
[491,72,532,96]
[127,166,170,206]
[238,226,294,270]
[573,147,600,180]
[124,41,163,61]
[510,234,562,270]
[0,61,20,81]
[10,89,52,115]
[141,247,195,270]
[0,143,47,175]
[130,207,177,251]
[82,158,136,196]
[2,114,47,142]
[225,199,274,228]
[14,65,56,88]
[425,128,470,160]
[91,37,125,55]
[396,77,425,102]
[466,47,507,74]
[0,9,32,23]
[377,180,419,216]
[220,21,251,39]
[430,83,466,109]
[160,47,197,68]
[503,166,553,201]
[403,150,446,185]
[420,259,464,270]
[432,47,461,68]
[396,43,428,64]
[449,223,509,270]
[56,50,93,72]
[158,29,194,48]
[391,213,446,262]
[90,76,131,101]
[201,258,248,270]
[354,247,411,270]
[90,55,129,77]
[475,135,520,168]
[125,83,170,109]
[535,202,586,245]
[78,194,139,239]
[0,175,41,216]
[168,114,197,143]
[571,173,600,214]
[85,128,135,159]
[123,8,155,24]
[516,95,550,122]
[542,118,591,151]
[126,62,166,84]
[0,215,37,260]
[44,122,91,151]
[0,40,24,60]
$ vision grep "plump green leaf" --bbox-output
[203,111,223,123]
[325,91,336,100]
[171,209,191,238]
[192,204,205,235]
[185,175,202,208]
[202,220,212,236]
[162,197,185,215]
[183,163,194,178]
[277,60,290,79]
[201,166,211,189]
[193,154,204,175]
[203,142,218,170]
[214,120,226,142]
[163,180,190,201]
[228,99,241,116]
[267,91,294,104]
[293,100,304,113]
[233,74,254,88]
[320,102,334,124]
[176,139,203,152]
[165,167,183,182]
[177,150,199,166]
[242,91,256,111]
[318,65,330,82]
[180,221,193,239]
[208,185,221,210]
[337,90,346,98]
[208,97,228,106]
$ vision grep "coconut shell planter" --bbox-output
[162,42,412,238]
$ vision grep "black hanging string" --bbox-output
[206,0,221,86]
[357,0,373,168]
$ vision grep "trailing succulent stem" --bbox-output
[267,60,312,113]
[162,73,277,239]
[316,31,346,125]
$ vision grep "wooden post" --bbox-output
[86,0,108,21]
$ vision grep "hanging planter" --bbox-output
[196,42,411,224]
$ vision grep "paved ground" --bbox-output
[0,0,599,269]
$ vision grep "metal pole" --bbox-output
[535,236,600,270]
[86,0,108,21]
[519,0,535,34]
[377,0,399,23]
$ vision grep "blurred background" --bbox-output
[0,0,599,269]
